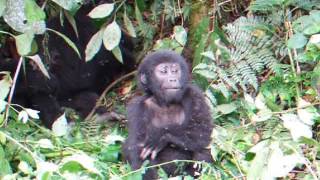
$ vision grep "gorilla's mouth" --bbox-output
[165,87,181,90]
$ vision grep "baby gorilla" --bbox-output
[123,50,213,179]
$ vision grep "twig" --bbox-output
[273,101,320,115]
[84,70,137,121]
[4,57,23,127]
[177,0,184,26]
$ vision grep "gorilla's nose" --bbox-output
[168,78,177,82]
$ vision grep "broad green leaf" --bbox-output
[47,28,81,58]
[201,51,215,60]
[111,46,123,63]
[216,103,237,114]
[174,26,187,46]
[0,0,6,17]
[309,34,320,44]
[251,109,272,122]
[104,134,125,145]
[15,32,34,56]
[281,113,312,141]
[61,154,99,174]
[254,93,268,110]
[247,141,270,180]
[0,157,12,176]
[0,100,6,113]
[123,11,136,38]
[0,72,12,100]
[38,139,54,149]
[51,0,82,11]
[88,3,114,19]
[134,3,144,27]
[103,21,121,51]
[303,24,320,35]
[205,88,217,105]
[297,98,319,125]
[85,30,103,62]
[36,161,58,180]
[64,10,78,38]
[192,63,209,70]
[194,69,216,79]
[4,0,46,34]
[18,161,32,174]
[24,0,46,23]
[52,113,68,137]
[267,142,303,178]
[287,33,308,49]
[26,55,50,78]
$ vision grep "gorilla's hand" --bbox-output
[140,133,169,160]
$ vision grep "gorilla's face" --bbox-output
[152,62,185,104]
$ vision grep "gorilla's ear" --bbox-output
[140,73,147,84]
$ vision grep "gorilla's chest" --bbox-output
[145,98,185,128]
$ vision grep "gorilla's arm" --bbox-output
[166,85,213,151]
[122,97,148,169]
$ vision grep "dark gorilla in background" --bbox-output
[0,1,135,128]
[122,50,213,179]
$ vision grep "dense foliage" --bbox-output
[1,0,320,179]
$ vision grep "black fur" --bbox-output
[123,50,213,179]
[0,3,135,128]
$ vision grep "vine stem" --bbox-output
[0,131,41,161]
[4,56,23,127]
[120,159,208,178]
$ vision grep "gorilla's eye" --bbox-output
[160,66,168,74]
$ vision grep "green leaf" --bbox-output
[0,0,6,17]
[18,161,32,175]
[111,46,123,63]
[38,139,54,149]
[251,109,273,122]
[174,26,187,46]
[51,0,82,11]
[24,0,46,23]
[64,10,78,38]
[267,143,302,178]
[123,11,136,38]
[47,28,81,58]
[61,154,100,174]
[247,140,270,180]
[0,72,12,100]
[280,113,313,141]
[88,3,114,19]
[100,145,121,162]
[85,30,103,62]
[36,161,58,179]
[52,113,68,137]
[303,24,320,35]
[297,98,319,125]
[26,55,50,79]
[103,21,121,51]
[4,0,46,34]
[201,51,215,60]
[216,103,237,114]
[15,32,34,56]
[0,146,12,176]
[287,33,308,49]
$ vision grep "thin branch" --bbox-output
[84,70,137,121]
[273,101,320,115]
[4,56,23,127]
